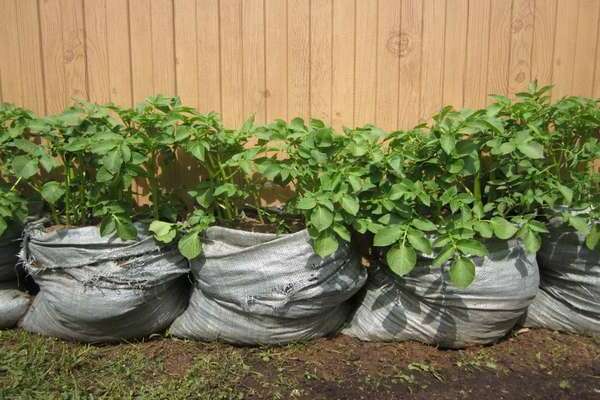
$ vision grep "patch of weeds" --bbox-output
[456,350,502,372]
[407,362,444,382]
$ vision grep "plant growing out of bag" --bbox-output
[251,118,382,257]
[149,108,262,259]
[483,83,600,251]
[0,103,37,237]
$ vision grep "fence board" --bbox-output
[1,0,598,128]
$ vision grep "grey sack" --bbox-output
[524,224,600,335]
[169,227,367,345]
[0,281,31,329]
[20,222,190,342]
[343,240,539,348]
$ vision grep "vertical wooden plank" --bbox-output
[375,0,401,131]
[486,0,513,96]
[531,0,557,87]
[150,0,176,96]
[265,0,287,121]
[174,0,199,107]
[106,0,133,107]
[572,0,600,96]
[594,7,600,97]
[84,0,111,103]
[0,0,24,105]
[420,0,446,120]
[242,0,267,123]
[197,0,221,114]
[220,0,244,126]
[15,0,46,114]
[442,0,468,108]
[398,0,423,129]
[354,0,378,126]
[129,0,154,102]
[508,0,534,95]
[552,0,579,99]
[287,0,310,121]
[464,0,491,109]
[331,0,355,129]
[61,0,88,102]
[310,0,333,124]
[39,0,66,113]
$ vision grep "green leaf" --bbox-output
[12,155,38,179]
[296,197,317,210]
[517,141,544,159]
[440,134,456,155]
[115,218,137,241]
[40,181,65,205]
[433,246,455,268]
[340,195,359,216]
[386,243,417,276]
[99,216,116,236]
[521,229,541,254]
[0,217,6,238]
[188,142,206,161]
[568,216,591,236]
[490,217,518,240]
[474,221,493,238]
[178,231,202,260]
[104,149,123,173]
[332,224,351,242]
[411,218,437,232]
[557,184,573,205]
[585,225,600,250]
[310,206,333,232]
[449,257,476,288]
[407,232,432,254]
[456,239,488,257]
[373,226,403,247]
[314,231,339,257]
[149,220,176,243]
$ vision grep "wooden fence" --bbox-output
[1,0,600,131]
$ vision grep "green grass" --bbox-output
[0,330,252,400]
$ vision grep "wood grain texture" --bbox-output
[331,0,355,129]
[2,0,598,129]
[398,0,423,128]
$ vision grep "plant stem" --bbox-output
[149,151,160,220]
[64,157,72,226]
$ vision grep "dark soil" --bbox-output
[3,328,597,399]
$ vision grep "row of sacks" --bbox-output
[0,220,598,347]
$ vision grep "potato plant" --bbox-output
[0,104,44,237]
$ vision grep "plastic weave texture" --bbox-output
[524,224,600,335]
[19,222,190,342]
[342,239,540,348]
[169,226,367,345]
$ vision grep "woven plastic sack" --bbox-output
[0,281,31,329]
[19,222,190,342]
[169,226,367,345]
[524,224,600,335]
[343,239,539,348]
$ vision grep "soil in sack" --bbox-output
[19,221,190,342]
[524,222,600,335]
[343,239,539,348]
[169,226,367,345]
[0,227,21,282]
